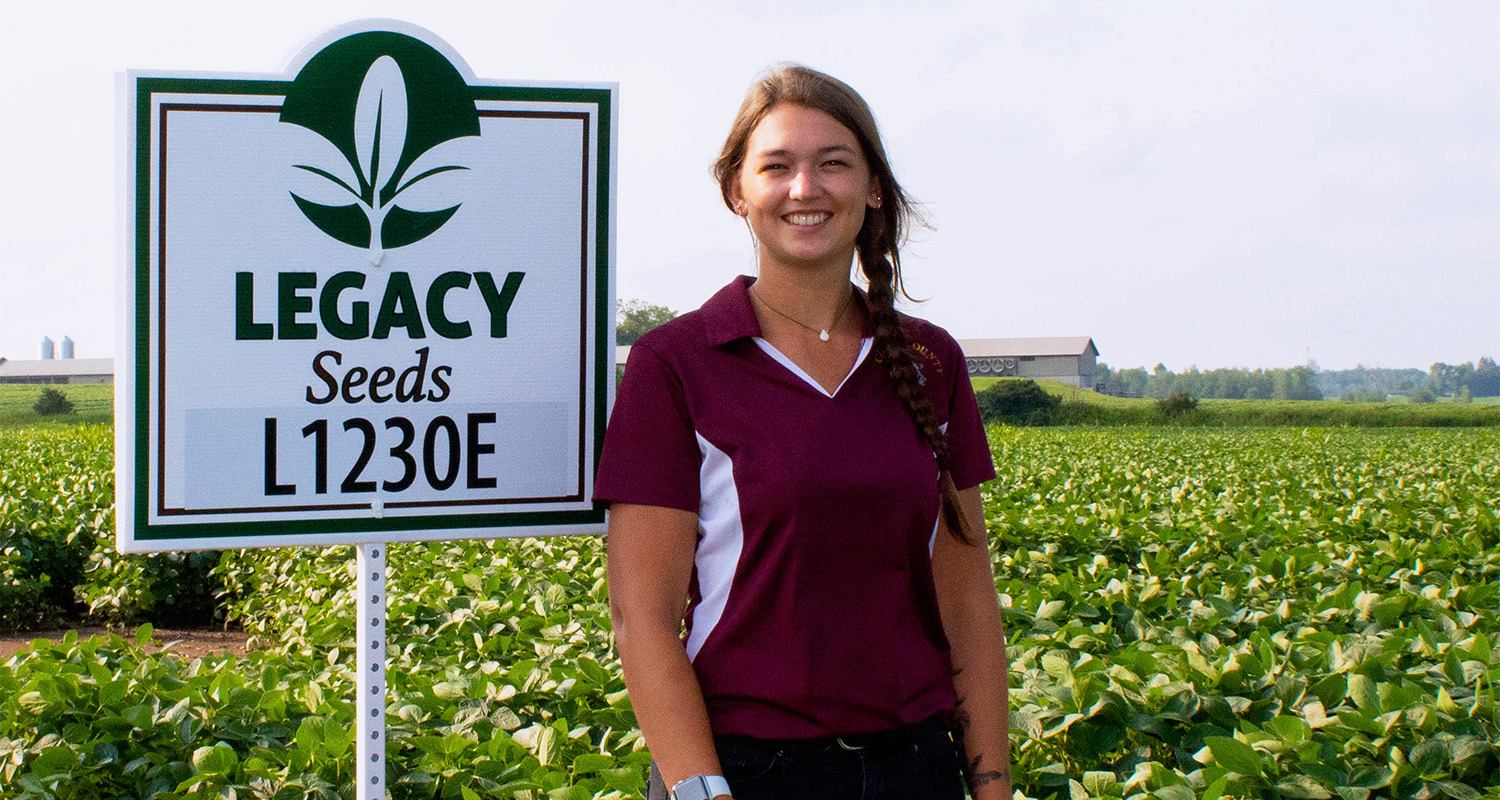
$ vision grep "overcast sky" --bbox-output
[1,0,1494,371]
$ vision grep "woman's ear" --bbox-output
[730,180,747,216]
[867,180,882,209]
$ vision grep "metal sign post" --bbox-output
[118,19,617,794]
[357,543,388,799]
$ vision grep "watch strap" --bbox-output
[671,774,732,800]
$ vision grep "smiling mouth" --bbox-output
[786,212,830,226]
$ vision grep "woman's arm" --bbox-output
[607,502,727,793]
[932,485,1012,800]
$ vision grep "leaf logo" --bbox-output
[280,32,481,256]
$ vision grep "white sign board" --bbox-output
[118,21,616,552]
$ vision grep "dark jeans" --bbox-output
[647,718,965,800]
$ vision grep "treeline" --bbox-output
[1097,364,1324,400]
[1097,357,1499,401]
[1427,358,1500,398]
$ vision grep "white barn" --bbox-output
[958,337,1099,389]
[0,357,115,385]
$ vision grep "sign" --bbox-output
[118,20,616,552]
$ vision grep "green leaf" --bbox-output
[1436,782,1481,800]
[1153,786,1194,800]
[1265,715,1310,743]
[192,744,238,775]
[1347,674,1380,713]
[1410,739,1450,775]
[1276,775,1334,799]
[1311,674,1347,709]
[1083,771,1119,795]
[1466,633,1491,664]
[135,623,155,646]
[293,716,326,751]
[16,691,48,715]
[1334,710,1385,736]
[573,753,616,774]
[1344,767,1392,789]
[601,766,645,792]
[31,746,77,778]
[1203,736,1264,777]
[1450,737,1490,765]
[322,719,352,757]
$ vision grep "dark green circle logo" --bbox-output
[281,32,480,252]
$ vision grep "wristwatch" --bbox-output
[671,774,732,800]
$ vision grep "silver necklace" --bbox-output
[751,285,852,342]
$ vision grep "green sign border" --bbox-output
[130,77,613,543]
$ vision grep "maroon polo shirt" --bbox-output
[595,276,995,738]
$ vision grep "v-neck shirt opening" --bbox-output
[752,336,873,398]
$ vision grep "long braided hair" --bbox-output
[712,65,974,545]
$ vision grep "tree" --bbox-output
[1429,362,1457,396]
[1117,368,1148,398]
[33,388,74,416]
[616,300,678,345]
[1145,364,1176,399]
[1471,356,1500,397]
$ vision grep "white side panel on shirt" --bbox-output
[686,433,746,661]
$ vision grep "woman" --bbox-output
[596,65,1011,800]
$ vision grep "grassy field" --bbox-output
[4,380,1496,430]
[972,377,1500,427]
[0,384,113,426]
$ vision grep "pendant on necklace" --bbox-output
[819,330,830,342]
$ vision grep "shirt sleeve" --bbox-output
[940,338,996,491]
[593,342,703,513]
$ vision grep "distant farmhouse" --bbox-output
[617,336,1100,390]
[0,337,114,384]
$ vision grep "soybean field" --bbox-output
[0,425,1497,799]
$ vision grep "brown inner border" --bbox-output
[154,103,594,516]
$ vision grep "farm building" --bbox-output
[617,336,1100,389]
[0,357,115,384]
[957,337,1099,389]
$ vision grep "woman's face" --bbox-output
[731,103,880,275]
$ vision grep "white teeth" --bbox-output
[787,213,829,226]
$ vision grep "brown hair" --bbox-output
[712,64,974,545]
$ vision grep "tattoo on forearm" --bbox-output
[970,770,1009,788]
[954,707,1009,791]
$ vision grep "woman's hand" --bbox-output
[932,486,1013,800]
[606,502,725,790]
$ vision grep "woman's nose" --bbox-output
[789,170,817,199]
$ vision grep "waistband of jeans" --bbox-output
[715,715,952,755]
